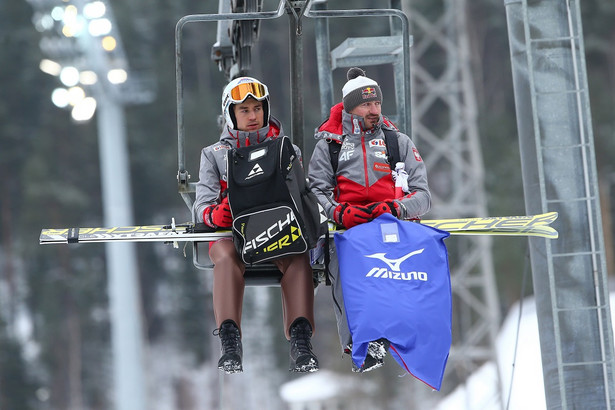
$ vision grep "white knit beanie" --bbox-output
[342,67,383,112]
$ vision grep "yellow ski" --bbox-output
[40,212,558,244]
[420,211,558,239]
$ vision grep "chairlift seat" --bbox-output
[192,224,328,287]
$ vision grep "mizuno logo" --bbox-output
[246,163,264,179]
[365,249,424,271]
[364,248,428,281]
[365,268,427,281]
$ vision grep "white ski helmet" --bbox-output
[221,76,270,129]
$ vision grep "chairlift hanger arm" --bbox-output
[175,1,289,211]
[304,3,412,134]
[175,2,413,212]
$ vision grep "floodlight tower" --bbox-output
[29,1,153,409]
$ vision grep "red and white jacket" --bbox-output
[307,102,431,221]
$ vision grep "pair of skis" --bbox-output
[39,211,558,245]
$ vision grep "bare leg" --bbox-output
[209,239,245,330]
[275,252,315,339]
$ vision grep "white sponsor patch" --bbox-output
[341,140,355,150]
[353,118,361,134]
[375,150,387,159]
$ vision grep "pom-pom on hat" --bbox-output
[342,67,382,113]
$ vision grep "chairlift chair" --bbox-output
[174,1,412,286]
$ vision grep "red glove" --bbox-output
[334,203,371,229]
[203,202,232,228]
[368,201,400,219]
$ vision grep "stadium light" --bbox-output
[71,96,97,122]
[30,0,133,122]
[51,87,70,108]
[39,58,62,76]
[59,66,79,87]
[27,1,149,409]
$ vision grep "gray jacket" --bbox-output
[307,102,431,220]
[193,116,301,222]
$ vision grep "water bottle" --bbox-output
[394,162,406,198]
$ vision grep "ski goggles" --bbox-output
[228,81,268,103]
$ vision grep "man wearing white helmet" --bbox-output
[193,77,318,374]
[308,67,432,373]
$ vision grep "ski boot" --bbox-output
[213,320,243,374]
[289,317,319,372]
[351,338,390,373]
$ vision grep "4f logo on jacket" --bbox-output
[339,150,354,162]
[364,248,428,281]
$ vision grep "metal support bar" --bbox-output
[174,1,287,210]
[504,0,615,407]
[175,0,413,210]
[313,1,334,119]
[304,3,412,134]
[287,2,306,151]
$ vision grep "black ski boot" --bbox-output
[213,320,243,374]
[364,338,389,372]
[289,318,319,372]
[351,338,390,373]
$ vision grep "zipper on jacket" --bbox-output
[361,132,369,196]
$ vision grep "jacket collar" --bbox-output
[220,115,282,147]
[315,102,385,142]
[341,109,383,137]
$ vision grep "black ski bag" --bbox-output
[226,136,327,264]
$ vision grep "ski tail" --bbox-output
[420,211,558,239]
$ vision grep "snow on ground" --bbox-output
[436,296,546,410]
[281,293,615,409]
[438,291,615,409]
[279,369,379,409]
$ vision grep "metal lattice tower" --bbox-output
[405,0,503,399]
[505,0,615,407]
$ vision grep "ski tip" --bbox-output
[541,211,558,222]
[534,226,558,239]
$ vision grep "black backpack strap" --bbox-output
[383,128,401,170]
[329,130,399,172]
[324,228,332,286]
[327,139,343,173]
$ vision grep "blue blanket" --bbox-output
[334,213,452,390]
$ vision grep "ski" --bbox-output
[39,212,558,245]
[39,221,228,245]
[420,211,558,239]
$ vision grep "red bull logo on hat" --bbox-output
[362,87,377,99]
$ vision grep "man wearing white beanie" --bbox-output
[341,67,383,127]
[308,67,432,372]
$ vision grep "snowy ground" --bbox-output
[282,293,615,409]
[435,296,546,410]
